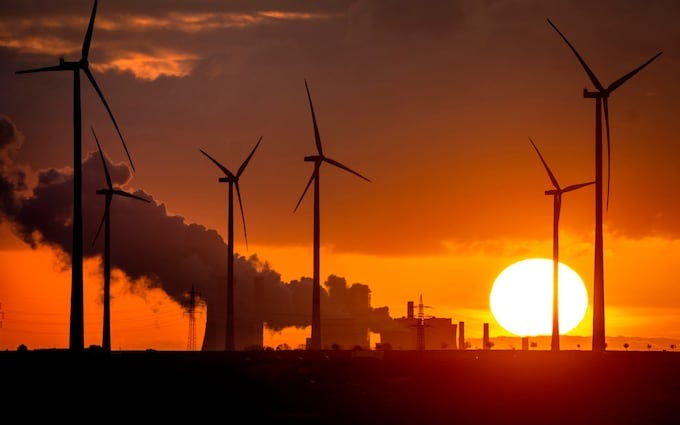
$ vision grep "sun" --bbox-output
[490,258,588,337]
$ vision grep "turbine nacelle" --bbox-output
[584,89,608,99]
[304,155,323,162]
[200,136,262,251]
[548,18,661,210]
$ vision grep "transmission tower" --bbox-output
[414,294,431,351]
[182,286,203,351]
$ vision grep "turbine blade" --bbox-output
[92,204,107,247]
[16,65,68,74]
[294,170,316,213]
[547,19,605,92]
[529,137,561,190]
[323,157,371,182]
[83,67,135,171]
[304,79,324,156]
[603,98,612,210]
[237,136,262,178]
[235,182,248,251]
[113,189,150,203]
[199,149,235,179]
[563,181,595,193]
[91,127,112,189]
[607,52,663,93]
[82,0,99,60]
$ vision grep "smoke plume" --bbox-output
[0,115,394,349]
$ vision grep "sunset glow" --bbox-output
[0,0,678,353]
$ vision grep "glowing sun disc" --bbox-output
[490,258,588,337]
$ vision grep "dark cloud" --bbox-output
[0,115,23,150]
[1,0,678,256]
[0,115,396,349]
[0,0,350,18]
[352,0,465,37]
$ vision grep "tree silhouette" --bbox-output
[624,342,630,351]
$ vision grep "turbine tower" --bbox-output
[200,137,262,351]
[92,128,148,353]
[529,138,593,351]
[16,0,134,351]
[294,80,370,350]
[547,19,661,351]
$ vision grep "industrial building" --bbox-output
[378,299,459,350]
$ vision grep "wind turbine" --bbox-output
[91,128,148,353]
[200,136,262,351]
[294,80,371,350]
[529,137,593,352]
[16,0,134,351]
[547,19,662,351]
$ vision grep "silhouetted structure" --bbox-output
[529,138,593,351]
[200,137,262,350]
[250,275,265,348]
[182,285,203,351]
[380,300,457,350]
[522,336,529,351]
[547,19,662,352]
[415,295,429,351]
[92,128,148,352]
[294,80,370,350]
[15,0,133,351]
[458,321,465,350]
[483,323,490,350]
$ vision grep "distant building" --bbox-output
[305,315,370,350]
[235,275,265,350]
[379,300,458,350]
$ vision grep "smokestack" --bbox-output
[254,275,264,347]
[407,301,414,319]
[451,323,458,350]
[522,336,529,351]
[458,321,465,350]
[483,323,489,350]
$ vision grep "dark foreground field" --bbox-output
[1,349,678,424]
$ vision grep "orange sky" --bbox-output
[0,0,678,350]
